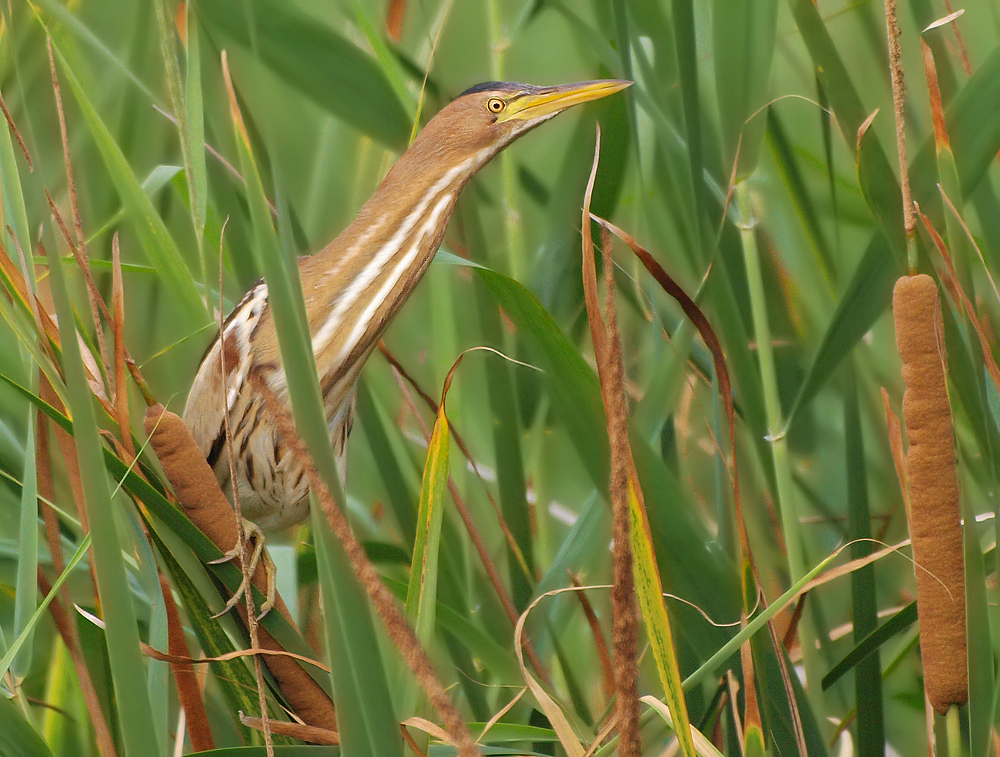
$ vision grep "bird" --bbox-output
[183,79,630,577]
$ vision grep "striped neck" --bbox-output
[298,143,492,397]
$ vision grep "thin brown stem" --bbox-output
[248,375,480,756]
[218,225,273,755]
[47,39,109,374]
[883,0,915,237]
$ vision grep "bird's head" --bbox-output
[408,79,632,176]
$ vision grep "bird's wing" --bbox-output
[183,282,270,479]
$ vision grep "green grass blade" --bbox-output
[224,58,402,756]
[787,233,895,425]
[183,0,209,280]
[476,267,739,649]
[844,366,884,755]
[962,498,992,757]
[531,495,607,644]
[84,165,183,245]
[11,413,37,680]
[356,378,419,543]
[641,695,722,756]
[405,403,450,645]
[463,201,535,608]
[911,45,1000,201]
[0,534,91,680]
[785,14,1000,427]
[0,368,332,694]
[765,110,836,287]
[822,603,917,691]
[682,549,839,693]
[786,0,904,258]
[32,0,160,103]
[44,33,208,325]
[149,527,263,744]
[671,0,708,253]
[628,476,696,757]
[43,237,160,756]
[0,99,31,263]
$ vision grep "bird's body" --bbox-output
[183,79,629,532]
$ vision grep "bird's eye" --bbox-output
[487,97,506,113]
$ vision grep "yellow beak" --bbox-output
[497,79,632,122]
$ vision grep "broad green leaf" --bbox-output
[712,0,778,178]
[0,692,57,757]
[385,577,519,681]
[356,379,418,542]
[197,0,410,149]
[788,234,894,424]
[750,632,828,757]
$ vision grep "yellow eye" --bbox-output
[487,97,505,113]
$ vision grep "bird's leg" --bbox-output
[209,517,277,620]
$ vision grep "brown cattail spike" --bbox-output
[143,404,337,733]
[892,274,967,714]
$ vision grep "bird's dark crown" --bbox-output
[458,81,530,97]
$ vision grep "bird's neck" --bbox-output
[299,144,486,399]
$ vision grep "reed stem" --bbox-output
[737,181,825,711]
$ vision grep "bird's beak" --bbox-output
[498,79,632,122]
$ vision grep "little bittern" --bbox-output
[184,79,630,538]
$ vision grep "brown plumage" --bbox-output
[183,80,631,532]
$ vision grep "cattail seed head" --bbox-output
[893,274,967,714]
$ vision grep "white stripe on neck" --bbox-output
[334,191,455,366]
[311,156,475,357]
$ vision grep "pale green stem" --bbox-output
[946,704,962,757]
[906,232,919,275]
[486,0,523,279]
[736,181,826,714]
